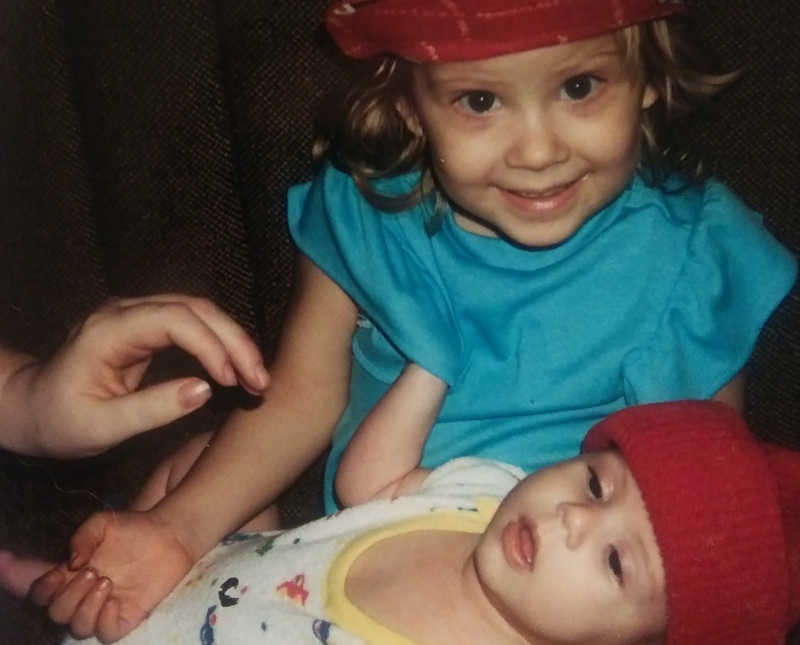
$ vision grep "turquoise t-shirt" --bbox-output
[287,162,797,512]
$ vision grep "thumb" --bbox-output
[69,513,114,571]
[95,378,212,443]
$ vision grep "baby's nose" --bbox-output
[557,501,596,549]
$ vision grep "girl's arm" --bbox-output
[335,363,447,506]
[153,254,359,560]
[30,255,359,642]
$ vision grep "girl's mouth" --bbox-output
[501,517,538,572]
[499,176,584,215]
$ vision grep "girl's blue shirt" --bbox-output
[287,162,797,512]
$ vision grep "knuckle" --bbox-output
[100,296,123,311]
[70,624,93,640]
[48,605,68,624]
[67,317,93,342]
[189,296,219,317]
[74,307,111,339]
[157,299,193,320]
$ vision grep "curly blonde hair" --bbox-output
[314,16,737,213]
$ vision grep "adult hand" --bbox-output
[4,294,269,458]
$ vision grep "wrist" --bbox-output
[0,356,44,455]
[149,496,221,563]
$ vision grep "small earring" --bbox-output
[438,157,445,165]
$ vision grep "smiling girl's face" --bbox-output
[403,34,657,249]
[473,450,666,645]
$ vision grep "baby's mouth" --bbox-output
[501,517,537,572]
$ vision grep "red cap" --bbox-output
[325,0,686,62]
[583,401,799,645]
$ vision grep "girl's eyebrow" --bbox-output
[577,47,622,61]
[423,66,508,87]
[549,49,624,75]
[420,74,517,99]
[426,47,625,89]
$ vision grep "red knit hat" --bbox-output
[583,401,800,645]
[325,0,686,62]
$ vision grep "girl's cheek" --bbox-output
[434,131,499,166]
[578,119,640,164]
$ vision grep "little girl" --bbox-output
[14,1,797,640]
[304,0,797,510]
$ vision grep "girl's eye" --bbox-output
[457,91,500,114]
[587,466,603,499]
[560,74,601,101]
[608,547,623,582]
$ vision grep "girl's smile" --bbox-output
[497,175,586,220]
[405,34,657,248]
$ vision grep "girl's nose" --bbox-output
[557,501,595,549]
[505,113,569,170]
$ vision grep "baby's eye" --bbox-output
[587,465,603,499]
[560,74,601,101]
[608,547,623,583]
[456,91,501,114]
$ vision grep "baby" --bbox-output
[60,400,799,645]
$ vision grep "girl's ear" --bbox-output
[641,84,658,110]
[396,98,423,136]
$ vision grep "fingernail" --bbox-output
[179,380,211,409]
[254,365,269,390]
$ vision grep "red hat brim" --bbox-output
[325,0,686,62]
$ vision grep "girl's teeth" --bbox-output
[519,186,565,198]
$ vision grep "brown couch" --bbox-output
[1,1,798,642]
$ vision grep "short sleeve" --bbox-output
[623,180,797,403]
[416,457,525,499]
[287,163,463,384]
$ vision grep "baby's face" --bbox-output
[474,450,666,645]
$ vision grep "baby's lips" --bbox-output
[502,517,538,571]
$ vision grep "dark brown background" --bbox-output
[1,1,798,642]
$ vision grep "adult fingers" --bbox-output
[91,297,268,393]
[145,295,270,393]
[93,378,212,442]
